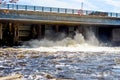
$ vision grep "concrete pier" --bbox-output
[0,24,2,40]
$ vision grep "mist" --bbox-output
[23,29,102,48]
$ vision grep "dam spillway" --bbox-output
[0,4,120,46]
[1,4,120,80]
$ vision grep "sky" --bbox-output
[5,0,120,13]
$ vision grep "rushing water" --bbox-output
[0,32,120,80]
[1,48,120,80]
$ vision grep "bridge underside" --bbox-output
[0,20,120,46]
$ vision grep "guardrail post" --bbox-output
[7,4,9,9]
[25,5,27,11]
[65,9,67,13]
[118,14,120,17]
[116,13,118,17]
[72,9,74,14]
[58,8,59,13]
[16,5,18,10]
[86,11,88,15]
[42,7,44,12]
[34,6,36,11]
[50,8,52,12]
[110,13,112,17]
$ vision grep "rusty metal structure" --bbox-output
[0,4,120,46]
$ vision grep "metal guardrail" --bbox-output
[0,4,120,18]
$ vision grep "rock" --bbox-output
[30,54,40,58]
[57,68,62,70]
[114,58,120,64]
[17,53,25,59]
[0,51,4,57]
[45,74,54,79]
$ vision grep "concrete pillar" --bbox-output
[14,23,19,43]
[45,24,49,38]
[45,24,54,39]
[68,26,74,38]
[9,23,14,46]
[38,25,42,39]
[0,23,2,46]
[56,25,59,32]
[45,24,52,35]
[45,24,47,36]
[9,23,12,33]
[0,23,2,40]
[78,26,83,33]
[94,26,99,39]
[31,25,37,39]
[69,26,74,32]
[82,25,89,40]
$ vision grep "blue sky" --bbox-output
[7,0,120,13]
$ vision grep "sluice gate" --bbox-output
[0,4,120,46]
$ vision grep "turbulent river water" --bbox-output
[1,33,120,80]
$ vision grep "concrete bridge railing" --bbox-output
[1,4,120,18]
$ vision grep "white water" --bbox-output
[24,32,85,47]
[22,31,120,53]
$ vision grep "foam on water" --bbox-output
[23,45,120,53]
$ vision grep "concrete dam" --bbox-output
[0,4,120,46]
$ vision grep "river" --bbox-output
[0,33,120,80]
